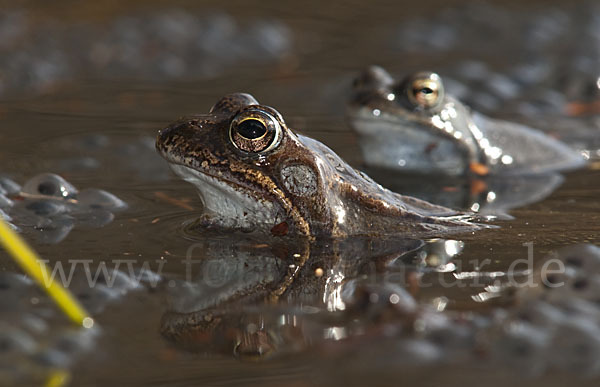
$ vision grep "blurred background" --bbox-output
[1,0,598,148]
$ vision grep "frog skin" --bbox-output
[346,66,586,176]
[156,93,481,239]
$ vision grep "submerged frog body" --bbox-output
[347,66,586,176]
[156,93,480,239]
[364,169,565,220]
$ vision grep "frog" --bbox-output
[346,66,586,176]
[155,93,482,240]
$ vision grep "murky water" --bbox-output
[1,1,600,386]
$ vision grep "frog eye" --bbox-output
[229,109,282,153]
[406,72,444,109]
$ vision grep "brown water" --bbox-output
[1,1,600,386]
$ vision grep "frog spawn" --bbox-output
[160,242,600,377]
[498,244,600,375]
[340,244,600,377]
[0,267,161,384]
[0,9,293,97]
[1,173,126,243]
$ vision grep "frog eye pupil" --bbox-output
[402,73,444,109]
[409,82,440,108]
[230,110,282,154]
[237,119,267,140]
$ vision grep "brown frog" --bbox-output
[156,93,481,239]
[347,67,586,176]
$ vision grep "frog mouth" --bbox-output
[168,164,283,228]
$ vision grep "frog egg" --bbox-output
[425,320,476,357]
[559,244,600,273]
[0,176,21,196]
[71,284,114,315]
[443,77,470,101]
[24,200,68,217]
[454,60,491,82]
[0,273,34,313]
[68,268,141,314]
[21,173,78,199]
[566,276,600,302]
[31,217,75,244]
[57,157,100,172]
[129,267,162,286]
[486,73,521,100]
[55,328,97,355]
[469,90,501,112]
[557,299,600,326]
[547,318,600,375]
[0,208,12,222]
[491,322,549,375]
[9,203,54,228]
[543,274,600,305]
[72,210,115,228]
[393,338,442,365]
[0,326,36,356]
[33,348,71,368]
[380,283,418,313]
[342,282,418,317]
[531,244,600,304]
[0,194,13,208]
[21,315,48,335]
[72,267,141,294]
[79,134,109,149]
[516,89,566,115]
[513,300,565,328]
[510,60,552,86]
[76,188,127,211]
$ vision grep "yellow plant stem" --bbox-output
[0,218,93,328]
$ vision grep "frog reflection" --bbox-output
[160,237,600,378]
[347,66,585,176]
[362,168,564,219]
[159,235,468,358]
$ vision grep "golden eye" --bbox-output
[229,109,282,153]
[406,72,444,109]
